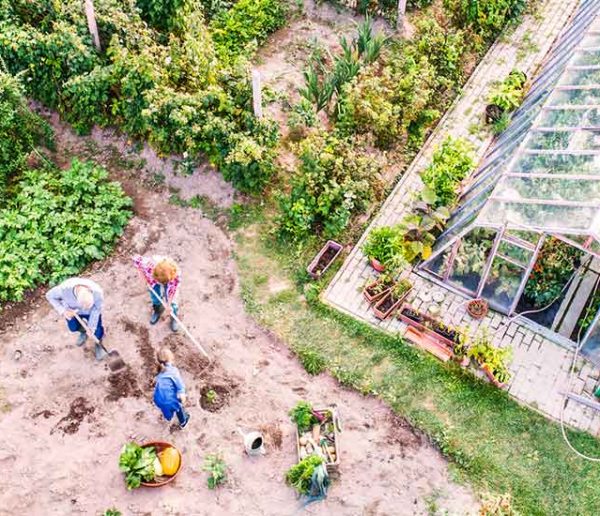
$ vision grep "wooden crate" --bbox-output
[294,405,341,473]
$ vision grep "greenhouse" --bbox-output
[420,0,600,363]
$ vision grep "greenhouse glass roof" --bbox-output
[422,0,600,321]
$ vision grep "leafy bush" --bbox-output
[0,72,53,196]
[488,69,527,112]
[420,137,475,208]
[444,0,528,44]
[0,160,132,302]
[469,331,512,384]
[210,0,287,58]
[136,0,187,31]
[278,132,384,241]
[362,225,407,269]
[297,346,326,375]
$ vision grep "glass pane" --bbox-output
[549,88,600,106]
[479,200,595,231]
[573,50,600,66]
[447,228,497,292]
[505,229,542,246]
[538,108,600,127]
[581,317,600,363]
[482,257,527,312]
[497,240,533,266]
[527,131,572,149]
[494,176,600,202]
[513,153,600,175]
[423,246,452,277]
[559,67,600,86]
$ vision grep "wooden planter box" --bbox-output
[397,305,459,350]
[363,277,395,304]
[373,285,412,320]
[294,406,341,473]
[307,240,343,279]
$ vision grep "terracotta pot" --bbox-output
[307,240,343,279]
[370,258,385,273]
[398,305,457,350]
[481,365,507,389]
[373,287,412,320]
[140,441,182,487]
[467,299,488,319]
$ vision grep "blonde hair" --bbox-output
[153,258,178,284]
[75,286,94,310]
[157,347,175,365]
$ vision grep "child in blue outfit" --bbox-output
[154,348,190,428]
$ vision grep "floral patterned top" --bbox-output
[132,255,180,300]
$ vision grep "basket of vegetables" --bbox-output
[119,441,182,489]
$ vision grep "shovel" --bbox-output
[72,313,126,372]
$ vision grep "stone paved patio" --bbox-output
[323,0,600,435]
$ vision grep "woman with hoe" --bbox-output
[133,255,181,332]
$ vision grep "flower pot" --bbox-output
[485,104,504,124]
[307,240,343,279]
[363,277,394,304]
[481,364,507,389]
[467,298,488,319]
[373,285,412,320]
[398,305,458,350]
[370,258,385,273]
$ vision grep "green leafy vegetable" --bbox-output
[289,401,317,433]
[118,443,157,490]
[285,456,323,494]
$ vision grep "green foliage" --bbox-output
[210,0,287,58]
[444,0,528,44]
[0,71,53,196]
[289,401,317,432]
[104,509,122,516]
[297,346,326,375]
[524,237,583,308]
[468,331,512,384]
[492,111,511,135]
[362,225,407,270]
[420,137,475,208]
[285,455,323,495]
[287,99,317,140]
[136,0,187,31]
[118,443,157,490]
[488,69,527,112]
[0,160,132,302]
[278,132,384,241]
[203,453,227,489]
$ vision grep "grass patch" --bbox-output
[234,217,600,516]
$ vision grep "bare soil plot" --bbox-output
[0,119,478,515]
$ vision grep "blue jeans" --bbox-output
[150,284,178,315]
[175,406,189,426]
[67,314,104,341]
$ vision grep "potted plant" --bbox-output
[467,298,488,319]
[362,225,406,272]
[468,331,512,388]
[485,70,527,124]
[398,305,463,350]
[363,273,396,304]
[373,279,412,320]
[451,327,471,367]
[307,240,343,279]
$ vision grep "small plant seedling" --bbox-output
[206,389,218,404]
[104,509,122,516]
[203,453,227,489]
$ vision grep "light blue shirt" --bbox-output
[45,277,103,333]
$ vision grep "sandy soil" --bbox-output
[0,120,478,515]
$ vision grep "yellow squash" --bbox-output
[159,447,180,476]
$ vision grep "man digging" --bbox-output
[133,255,181,332]
[46,277,107,361]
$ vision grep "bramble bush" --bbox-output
[278,131,384,241]
[0,0,285,194]
[0,159,132,302]
[0,71,53,197]
[210,0,287,58]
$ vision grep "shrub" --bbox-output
[210,0,287,58]
[443,0,528,44]
[136,0,187,31]
[0,72,53,196]
[297,347,326,375]
[420,137,475,208]
[278,132,384,241]
[362,225,407,269]
[488,69,527,112]
[0,160,132,302]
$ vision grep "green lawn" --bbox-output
[233,217,600,516]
